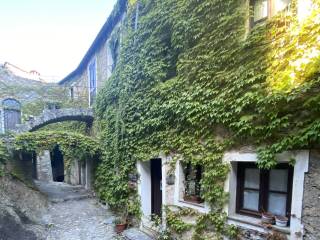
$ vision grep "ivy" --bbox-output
[94,0,320,238]
[165,206,196,235]
[14,131,101,170]
[0,139,9,176]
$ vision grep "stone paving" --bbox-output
[35,181,117,240]
[35,181,153,240]
[122,228,154,240]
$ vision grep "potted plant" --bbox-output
[114,210,128,234]
[275,215,288,227]
[261,211,275,224]
[113,217,127,233]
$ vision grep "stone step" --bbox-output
[122,228,155,240]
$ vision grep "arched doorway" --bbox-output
[50,145,64,182]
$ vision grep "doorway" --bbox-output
[50,146,64,182]
[151,158,162,217]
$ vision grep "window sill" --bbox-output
[228,214,290,235]
[179,200,205,208]
[175,200,209,214]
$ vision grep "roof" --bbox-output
[59,0,127,85]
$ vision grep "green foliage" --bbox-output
[94,0,320,238]
[14,131,101,170]
[165,207,195,235]
[39,121,89,135]
[0,139,9,176]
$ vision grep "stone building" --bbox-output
[133,1,319,240]
[59,0,130,106]
[60,0,319,239]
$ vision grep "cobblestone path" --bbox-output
[35,181,121,240]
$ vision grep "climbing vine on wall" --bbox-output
[0,139,9,176]
[14,131,102,170]
[95,0,320,238]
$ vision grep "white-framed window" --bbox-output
[251,0,291,25]
[224,150,309,239]
[236,162,293,219]
[173,160,210,213]
[88,59,97,106]
[182,162,204,204]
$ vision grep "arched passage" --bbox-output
[12,108,94,133]
[50,145,64,182]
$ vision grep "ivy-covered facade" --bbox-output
[61,0,320,239]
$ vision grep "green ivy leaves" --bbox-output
[94,0,320,238]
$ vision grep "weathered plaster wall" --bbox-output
[302,150,320,240]
[37,150,53,182]
[66,159,81,185]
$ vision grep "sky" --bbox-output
[0,0,117,82]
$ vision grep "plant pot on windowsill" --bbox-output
[261,212,275,224]
[275,215,288,227]
[184,195,203,204]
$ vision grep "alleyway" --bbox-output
[34,181,153,240]
[35,181,120,240]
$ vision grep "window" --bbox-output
[88,60,97,106]
[183,163,204,204]
[253,0,268,23]
[236,163,293,219]
[106,45,114,79]
[251,0,291,25]
[70,87,74,101]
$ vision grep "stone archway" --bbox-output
[13,108,94,133]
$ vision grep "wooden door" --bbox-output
[151,158,162,217]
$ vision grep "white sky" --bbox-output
[0,0,117,82]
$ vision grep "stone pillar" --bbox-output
[69,160,80,185]
[85,159,92,189]
[36,150,53,182]
[81,161,86,186]
[303,150,320,240]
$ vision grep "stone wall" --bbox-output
[7,151,35,183]
[64,38,114,107]
[66,70,89,107]
[37,150,53,182]
[302,150,320,240]
[61,15,125,106]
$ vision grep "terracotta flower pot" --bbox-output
[115,223,127,234]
